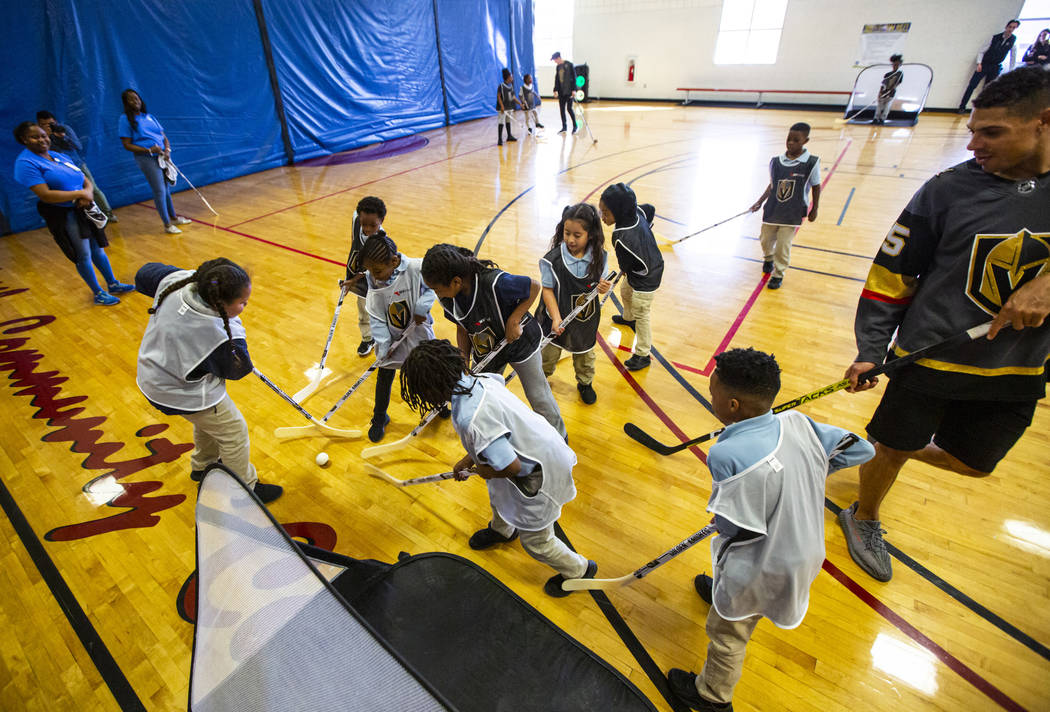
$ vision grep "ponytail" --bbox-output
[421,243,499,287]
[149,257,251,356]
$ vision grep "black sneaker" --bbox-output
[762,260,774,274]
[536,122,544,128]
[624,354,651,371]
[191,459,223,482]
[507,134,517,142]
[611,315,636,329]
[368,414,390,443]
[558,127,567,134]
[767,277,783,290]
[545,559,597,598]
[694,573,713,604]
[438,405,451,419]
[666,669,733,711]
[497,139,503,146]
[577,382,597,404]
[527,127,533,134]
[357,339,375,356]
[468,526,518,550]
[253,481,283,504]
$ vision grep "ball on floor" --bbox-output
[315,452,330,467]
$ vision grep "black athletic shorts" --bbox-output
[866,378,1038,473]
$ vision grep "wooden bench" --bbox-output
[677,88,852,108]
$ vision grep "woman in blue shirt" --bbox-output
[118,89,191,234]
[12,122,133,306]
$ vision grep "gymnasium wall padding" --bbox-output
[1,0,535,234]
[0,0,286,234]
[257,0,446,162]
[435,0,535,123]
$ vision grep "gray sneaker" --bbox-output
[838,502,892,582]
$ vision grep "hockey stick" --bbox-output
[254,368,361,439]
[293,284,350,404]
[624,321,992,456]
[834,97,878,126]
[573,98,598,144]
[364,463,466,487]
[562,523,718,591]
[361,273,619,460]
[671,210,751,244]
[360,330,515,459]
[275,327,417,440]
[167,158,219,216]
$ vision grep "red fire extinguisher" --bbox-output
[627,59,636,83]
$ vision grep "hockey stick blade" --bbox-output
[563,523,718,591]
[623,322,993,456]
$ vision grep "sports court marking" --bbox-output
[143,131,1039,710]
[224,141,494,229]
[0,477,146,712]
[836,186,856,225]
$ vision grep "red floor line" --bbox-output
[697,138,854,370]
[225,142,493,229]
[129,205,345,267]
[822,559,1025,712]
[595,333,706,463]
[700,273,770,374]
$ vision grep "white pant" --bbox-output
[490,504,588,578]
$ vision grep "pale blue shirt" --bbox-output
[366,253,437,360]
[539,243,609,287]
[451,374,538,475]
[708,411,874,535]
[777,149,822,188]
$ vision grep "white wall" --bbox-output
[569,0,1024,109]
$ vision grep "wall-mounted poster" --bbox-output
[855,23,911,66]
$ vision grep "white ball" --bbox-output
[315,452,330,467]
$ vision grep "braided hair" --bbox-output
[400,339,474,414]
[421,243,499,289]
[551,203,605,282]
[149,258,251,352]
[360,231,398,267]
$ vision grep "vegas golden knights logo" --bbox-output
[471,327,498,356]
[776,178,795,202]
[966,230,1050,315]
[571,292,596,321]
[346,248,361,273]
[387,300,410,330]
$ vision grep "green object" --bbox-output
[575,75,585,88]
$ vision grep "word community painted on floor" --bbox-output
[0,279,193,541]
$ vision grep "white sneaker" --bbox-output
[173,216,192,225]
[165,225,182,234]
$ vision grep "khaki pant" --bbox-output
[620,281,656,357]
[541,342,597,385]
[356,295,372,341]
[759,223,797,279]
[693,607,761,705]
[490,503,588,578]
[181,394,258,486]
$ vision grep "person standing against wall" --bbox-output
[36,111,116,222]
[551,52,578,134]
[958,20,1019,113]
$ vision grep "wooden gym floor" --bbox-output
[0,102,1047,711]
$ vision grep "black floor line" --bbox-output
[0,476,146,711]
[554,522,689,712]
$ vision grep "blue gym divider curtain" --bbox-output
[0,0,534,234]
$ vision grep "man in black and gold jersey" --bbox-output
[839,67,1050,582]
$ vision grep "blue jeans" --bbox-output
[134,153,176,225]
[65,211,116,294]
